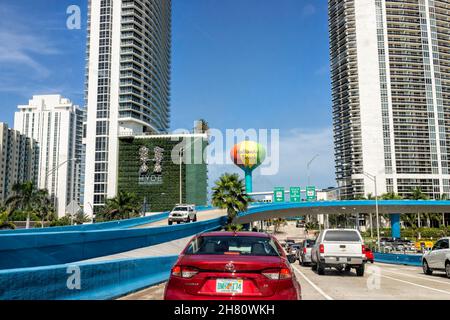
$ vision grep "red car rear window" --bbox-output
[185,236,281,256]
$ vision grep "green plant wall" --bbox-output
[118,136,207,212]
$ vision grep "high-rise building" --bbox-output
[0,123,39,204]
[14,95,85,217]
[84,0,172,215]
[330,0,450,199]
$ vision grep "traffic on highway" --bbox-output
[120,218,450,301]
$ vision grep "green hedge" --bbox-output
[118,137,207,212]
[362,227,450,239]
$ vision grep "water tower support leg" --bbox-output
[391,214,401,239]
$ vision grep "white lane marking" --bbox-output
[292,265,334,300]
[382,269,450,286]
[380,274,450,295]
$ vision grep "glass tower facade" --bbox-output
[84,0,171,215]
[330,0,450,199]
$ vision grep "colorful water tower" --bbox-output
[230,141,266,193]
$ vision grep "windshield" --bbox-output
[305,240,315,247]
[173,207,188,212]
[185,236,281,256]
[324,231,361,242]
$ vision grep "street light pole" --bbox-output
[363,172,381,251]
[179,148,184,204]
[46,157,78,218]
[307,154,320,186]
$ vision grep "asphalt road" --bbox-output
[119,221,450,300]
[119,262,450,300]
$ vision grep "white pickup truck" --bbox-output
[311,229,366,276]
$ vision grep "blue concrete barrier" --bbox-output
[0,216,227,270]
[0,255,178,300]
[0,212,169,235]
[374,252,422,266]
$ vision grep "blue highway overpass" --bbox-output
[235,200,450,238]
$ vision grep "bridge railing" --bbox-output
[0,255,178,300]
[0,212,169,235]
[0,216,227,270]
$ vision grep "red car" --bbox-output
[164,231,301,300]
[364,247,374,263]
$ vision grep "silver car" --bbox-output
[298,239,315,266]
[422,237,450,278]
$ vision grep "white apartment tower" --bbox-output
[0,123,39,204]
[14,95,85,217]
[84,0,171,216]
[330,0,450,199]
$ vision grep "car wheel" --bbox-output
[168,221,172,225]
[422,260,433,275]
[317,263,325,275]
[356,264,365,277]
[445,261,450,279]
[177,221,181,224]
[193,215,197,222]
[311,263,317,271]
[344,265,351,272]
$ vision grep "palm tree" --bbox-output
[197,119,210,133]
[381,192,403,200]
[32,189,55,228]
[73,212,92,225]
[5,181,37,229]
[409,187,428,200]
[100,191,142,221]
[0,210,15,230]
[212,173,249,224]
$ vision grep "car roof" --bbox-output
[199,231,271,238]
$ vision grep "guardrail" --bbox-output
[0,216,227,270]
[0,255,178,300]
[374,252,422,266]
[0,212,169,235]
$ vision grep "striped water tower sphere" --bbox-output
[230,141,266,193]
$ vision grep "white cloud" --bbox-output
[0,5,60,78]
[302,4,317,17]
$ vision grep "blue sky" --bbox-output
[0,0,335,190]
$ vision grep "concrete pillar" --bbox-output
[391,214,401,239]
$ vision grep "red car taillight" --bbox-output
[303,247,307,254]
[262,268,292,280]
[319,244,324,254]
[171,266,199,278]
[362,245,366,254]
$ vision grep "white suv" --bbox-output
[311,229,366,276]
[422,237,450,278]
[168,205,197,225]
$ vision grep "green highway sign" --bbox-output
[273,187,285,203]
[306,186,316,201]
[290,187,301,202]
